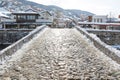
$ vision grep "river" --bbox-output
[0,44,10,50]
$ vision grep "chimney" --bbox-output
[88,16,92,22]
[118,15,120,18]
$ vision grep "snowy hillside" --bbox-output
[0,0,94,19]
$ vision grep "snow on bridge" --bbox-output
[78,22,120,26]
[0,27,120,79]
[85,28,120,33]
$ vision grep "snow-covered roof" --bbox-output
[25,8,37,13]
[39,11,52,16]
[12,11,39,15]
[0,12,9,18]
[114,18,120,21]
[93,15,107,17]
[0,8,11,14]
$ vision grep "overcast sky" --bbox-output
[28,0,120,18]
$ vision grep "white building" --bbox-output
[0,8,12,17]
[92,15,108,23]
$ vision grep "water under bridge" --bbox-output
[0,26,120,79]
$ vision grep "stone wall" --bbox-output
[87,30,120,45]
[0,25,46,63]
[0,31,29,44]
[75,26,120,64]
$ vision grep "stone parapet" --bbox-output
[75,26,120,64]
[0,25,46,63]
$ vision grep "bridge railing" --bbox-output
[75,26,120,64]
[0,25,47,64]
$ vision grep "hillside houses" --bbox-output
[0,8,15,25]
[0,7,53,29]
[92,15,108,23]
[0,12,10,28]
[0,8,12,17]
[13,12,39,23]
[86,15,120,30]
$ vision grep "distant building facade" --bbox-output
[87,15,108,29]
[13,12,39,23]
[0,10,53,28]
[92,15,108,23]
[119,15,120,18]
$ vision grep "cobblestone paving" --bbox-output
[0,28,120,80]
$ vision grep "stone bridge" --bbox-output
[0,26,120,79]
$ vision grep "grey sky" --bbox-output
[28,0,120,17]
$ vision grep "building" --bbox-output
[88,16,92,22]
[36,11,53,24]
[89,15,108,29]
[92,15,108,23]
[119,15,120,18]
[13,12,39,23]
[0,8,53,29]
[0,13,9,28]
[1,10,53,29]
[38,11,53,21]
[0,8,14,28]
[0,8,12,17]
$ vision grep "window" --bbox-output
[97,19,99,22]
[100,19,102,22]
[20,15,26,20]
[18,15,26,20]
[27,15,35,20]
[94,19,96,22]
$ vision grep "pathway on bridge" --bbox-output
[0,28,120,79]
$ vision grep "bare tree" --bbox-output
[52,10,63,27]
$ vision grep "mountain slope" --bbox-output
[25,0,94,17]
[0,0,94,18]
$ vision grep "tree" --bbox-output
[52,10,63,27]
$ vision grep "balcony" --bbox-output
[36,19,53,25]
[1,19,16,23]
